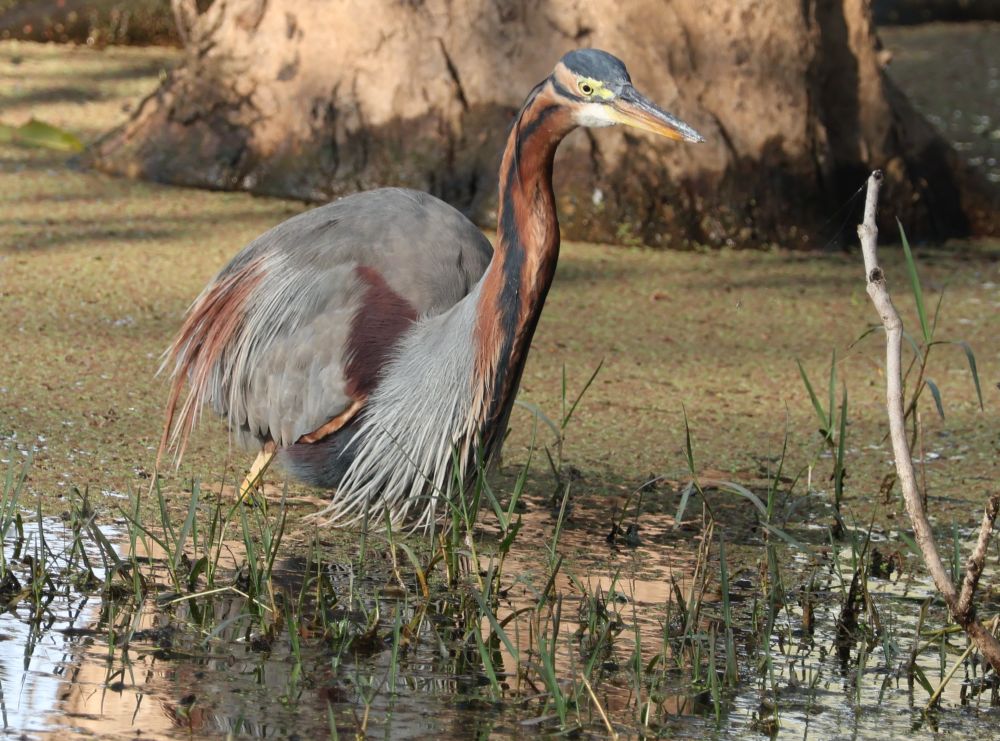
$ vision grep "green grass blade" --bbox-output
[898,219,931,344]
[715,481,807,549]
[796,359,830,440]
[513,400,561,442]
[470,588,519,663]
[760,521,807,549]
[714,480,768,518]
[896,530,920,558]
[719,537,732,629]
[173,483,200,572]
[562,358,604,429]
[849,324,884,350]
[953,340,984,410]
[911,663,934,697]
[682,405,697,477]
[560,363,567,424]
[931,285,946,337]
[473,628,501,694]
[901,330,926,364]
[827,348,837,433]
[924,378,945,420]
[674,481,695,527]
[834,384,848,511]
[87,520,124,570]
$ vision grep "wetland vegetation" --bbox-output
[0,24,998,739]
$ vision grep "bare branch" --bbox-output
[857,169,1000,671]
[858,171,956,606]
[957,492,1000,617]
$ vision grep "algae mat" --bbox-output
[0,38,997,529]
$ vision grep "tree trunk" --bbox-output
[88,0,1000,247]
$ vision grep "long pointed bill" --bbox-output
[612,85,703,143]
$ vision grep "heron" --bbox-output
[158,48,703,529]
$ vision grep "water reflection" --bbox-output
[2,491,1000,738]
[0,517,123,735]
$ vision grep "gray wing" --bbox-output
[163,188,492,455]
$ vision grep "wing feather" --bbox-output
[159,188,492,463]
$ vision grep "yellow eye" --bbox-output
[579,81,594,96]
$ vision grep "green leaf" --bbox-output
[188,556,208,590]
[898,219,931,344]
[911,663,934,696]
[682,405,697,477]
[714,480,768,518]
[849,324,884,350]
[827,348,837,433]
[87,520,124,570]
[896,530,920,558]
[474,628,501,693]
[1,118,84,152]
[470,588,519,663]
[714,480,808,549]
[797,359,830,440]
[924,378,945,420]
[674,481,694,527]
[173,483,200,572]
[834,384,848,509]
[562,358,604,430]
[513,400,560,442]
[953,340,984,411]
[760,521,807,550]
[901,330,926,364]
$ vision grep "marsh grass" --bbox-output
[1,433,997,739]
[0,236,996,736]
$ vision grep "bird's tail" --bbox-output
[157,260,264,468]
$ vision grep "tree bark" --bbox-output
[88,0,1000,246]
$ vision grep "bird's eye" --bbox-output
[579,81,594,96]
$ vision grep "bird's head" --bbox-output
[551,48,703,143]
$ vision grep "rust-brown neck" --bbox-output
[474,80,577,449]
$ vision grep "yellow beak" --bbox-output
[612,85,703,143]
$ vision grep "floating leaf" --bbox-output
[0,118,83,152]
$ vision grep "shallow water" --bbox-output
[2,488,1000,739]
[881,22,1000,184]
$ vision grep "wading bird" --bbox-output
[159,49,703,529]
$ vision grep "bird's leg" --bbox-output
[239,442,276,501]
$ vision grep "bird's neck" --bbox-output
[472,80,577,449]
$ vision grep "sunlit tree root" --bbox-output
[858,169,1000,672]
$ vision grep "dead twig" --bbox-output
[957,492,1000,617]
[857,170,1000,671]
